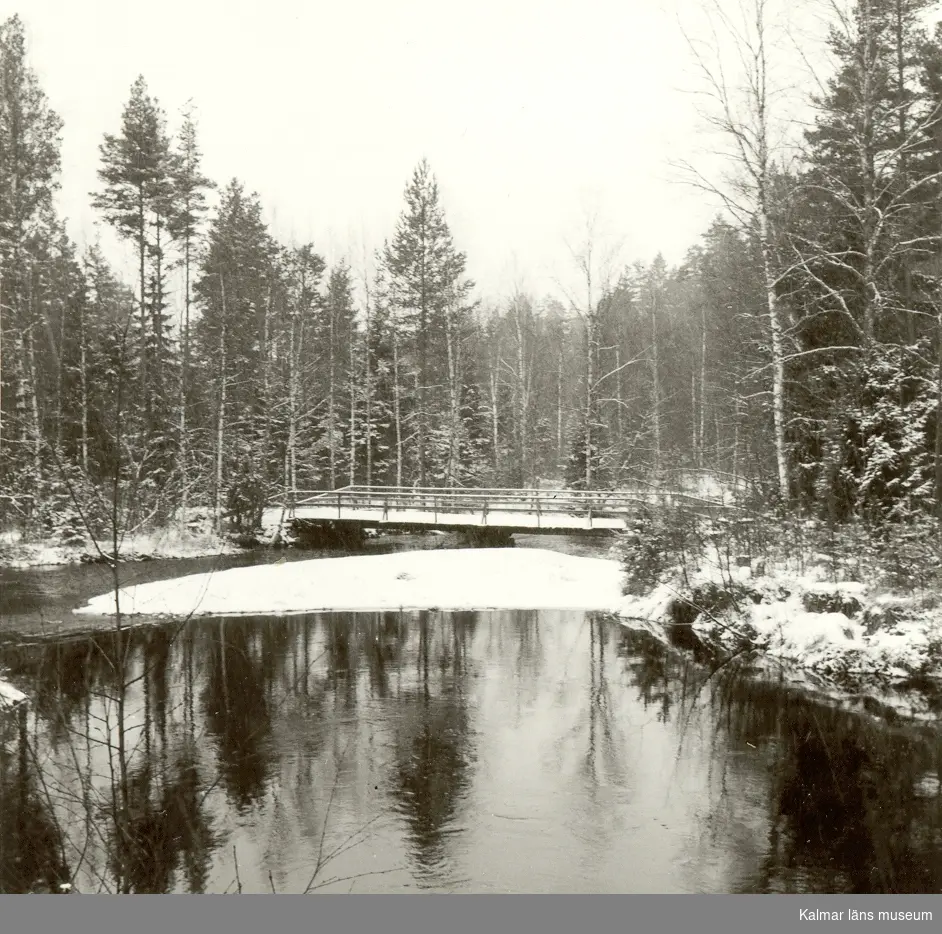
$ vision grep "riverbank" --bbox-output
[68,542,942,713]
[0,525,243,568]
[614,561,942,720]
[4,528,942,721]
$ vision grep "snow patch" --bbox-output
[0,527,240,568]
[0,679,27,709]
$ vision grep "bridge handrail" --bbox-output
[277,485,733,516]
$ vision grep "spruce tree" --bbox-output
[381,160,474,486]
[0,14,64,502]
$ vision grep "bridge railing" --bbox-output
[275,485,731,521]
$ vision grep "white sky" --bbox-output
[14,0,812,303]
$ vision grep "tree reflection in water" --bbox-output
[612,625,942,894]
[714,673,942,893]
[202,619,275,811]
[0,608,940,893]
[0,626,217,893]
[387,611,474,887]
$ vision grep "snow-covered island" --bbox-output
[75,548,625,616]
[73,544,942,714]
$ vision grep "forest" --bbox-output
[3,0,942,545]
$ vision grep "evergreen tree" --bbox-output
[381,159,475,485]
[793,0,939,518]
[0,14,64,507]
[194,180,279,526]
[168,104,213,513]
[92,76,180,472]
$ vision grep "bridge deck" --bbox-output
[262,485,731,535]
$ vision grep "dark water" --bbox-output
[1,554,942,893]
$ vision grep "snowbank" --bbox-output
[0,527,241,569]
[616,563,942,687]
[0,678,27,710]
[76,547,625,617]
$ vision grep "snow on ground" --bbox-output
[76,547,625,618]
[616,559,942,687]
[0,678,27,710]
[0,527,241,569]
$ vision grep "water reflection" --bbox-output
[0,608,939,893]
[710,671,942,893]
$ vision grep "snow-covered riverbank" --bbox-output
[0,678,28,710]
[0,527,242,569]
[617,565,942,697]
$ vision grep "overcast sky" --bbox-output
[15,0,798,302]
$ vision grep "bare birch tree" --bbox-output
[677,0,795,499]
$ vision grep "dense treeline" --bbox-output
[3,2,942,540]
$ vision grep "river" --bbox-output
[1,542,941,893]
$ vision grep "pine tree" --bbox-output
[168,105,213,515]
[381,160,474,486]
[92,76,179,467]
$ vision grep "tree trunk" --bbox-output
[179,231,190,519]
[393,331,403,488]
[55,301,65,450]
[349,318,357,487]
[329,292,337,488]
[26,329,42,483]
[417,299,428,488]
[699,304,707,471]
[444,307,460,487]
[557,350,564,472]
[364,284,373,486]
[754,0,789,499]
[936,270,942,523]
[153,213,165,414]
[758,207,789,500]
[514,300,530,488]
[287,315,299,495]
[615,345,623,457]
[895,0,917,345]
[650,287,661,485]
[215,282,227,533]
[585,272,596,491]
[732,392,741,487]
[79,292,89,474]
[138,189,148,423]
[262,284,273,492]
[692,372,698,468]
[489,348,500,477]
[413,370,422,484]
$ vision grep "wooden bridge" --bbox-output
[262,484,734,538]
